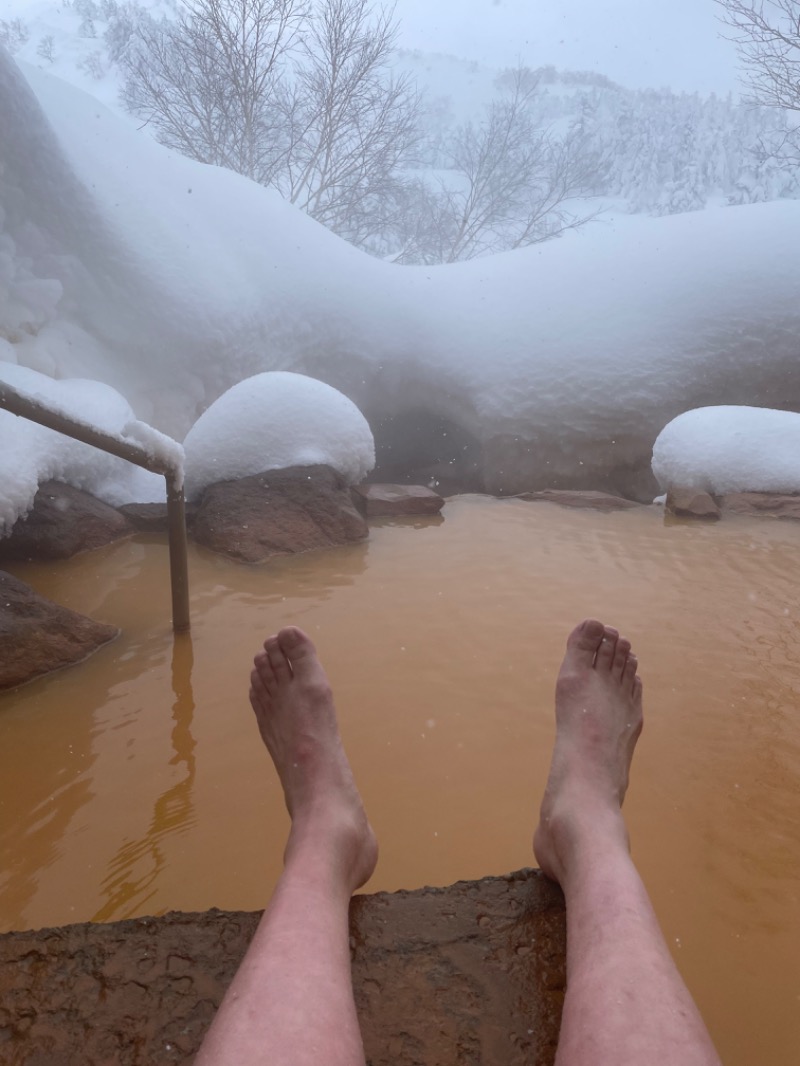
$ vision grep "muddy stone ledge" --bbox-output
[0,868,565,1066]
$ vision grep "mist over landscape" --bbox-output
[2,0,800,511]
[2,0,798,264]
[2,7,800,1066]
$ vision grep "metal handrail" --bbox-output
[0,380,190,632]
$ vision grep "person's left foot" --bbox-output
[250,627,378,893]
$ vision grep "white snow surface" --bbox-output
[2,47,800,501]
[183,372,375,498]
[652,407,800,496]
[0,363,168,531]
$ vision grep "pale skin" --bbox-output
[194,620,722,1066]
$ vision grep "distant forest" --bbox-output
[3,0,798,262]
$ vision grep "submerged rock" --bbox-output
[665,488,721,520]
[191,464,368,563]
[516,489,642,512]
[352,483,445,517]
[118,501,198,533]
[0,481,133,562]
[0,570,118,689]
[0,869,565,1065]
[719,492,800,520]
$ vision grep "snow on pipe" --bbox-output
[0,380,190,633]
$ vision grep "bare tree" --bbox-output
[37,35,56,63]
[122,0,308,183]
[277,0,422,248]
[121,0,421,251]
[714,1,800,111]
[398,68,596,264]
[0,18,30,53]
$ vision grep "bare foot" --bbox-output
[249,626,378,894]
[533,619,643,888]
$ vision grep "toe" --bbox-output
[623,653,638,693]
[595,626,619,671]
[565,618,606,667]
[250,665,269,704]
[252,648,276,690]
[633,675,644,708]
[613,637,631,679]
[278,626,334,701]
[277,626,318,676]
[265,635,292,682]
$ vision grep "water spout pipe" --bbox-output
[0,380,191,632]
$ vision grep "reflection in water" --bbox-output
[92,635,196,921]
[0,760,95,931]
[1,500,799,1066]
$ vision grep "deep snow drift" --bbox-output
[653,406,800,496]
[2,45,800,509]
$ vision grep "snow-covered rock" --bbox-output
[183,372,375,498]
[0,363,167,532]
[652,406,800,495]
[2,47,800,506]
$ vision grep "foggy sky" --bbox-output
[392,0,742,96]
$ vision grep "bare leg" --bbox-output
[195,626,378,1066]
[534,620,722,1066]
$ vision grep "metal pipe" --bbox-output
[166,473,191,633]
[0,379,191,632]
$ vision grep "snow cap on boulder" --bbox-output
[652,405,800,495]
[183,371,375,498]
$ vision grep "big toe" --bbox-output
[277,627,329,685]
[564,618,606,668]
[278,625,315,661]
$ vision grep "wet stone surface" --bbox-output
[0,570,119,691]
[719,492,800,520]
[516,489,643,512]
[0,869,565,1066]
[665,488,721,520]
[352,483,445,517]
[191,464,368,563]
[0,482,134,562]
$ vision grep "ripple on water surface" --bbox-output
[1,496,799,1066]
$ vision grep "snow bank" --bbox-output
[183,372,375,498]
[0,363,168,531]
[652,406,800,495]
[2,48,800,499]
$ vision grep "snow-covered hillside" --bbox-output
[2,44,800,519]
[2,0,798,248]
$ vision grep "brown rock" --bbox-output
[0,571,118,690]
[516,489,641,512]
[0,481,133,562]
[352,483,445,517]
[118,502,198,533]
[191,465,368,563]
[0,869,565,1065]
[665,488,720,520]
[719,492,800,520]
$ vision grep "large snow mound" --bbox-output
[2,48,800,497]
[652,406,800,495]
[183,372,375,498]
[0,363,169,531]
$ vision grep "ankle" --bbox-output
[537,799,630,888]
[284,808,376,895]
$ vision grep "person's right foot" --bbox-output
[249,626,378,894]
[533,619,643,888]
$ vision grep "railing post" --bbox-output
[1,379,191,632]
[166,473,191,633]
